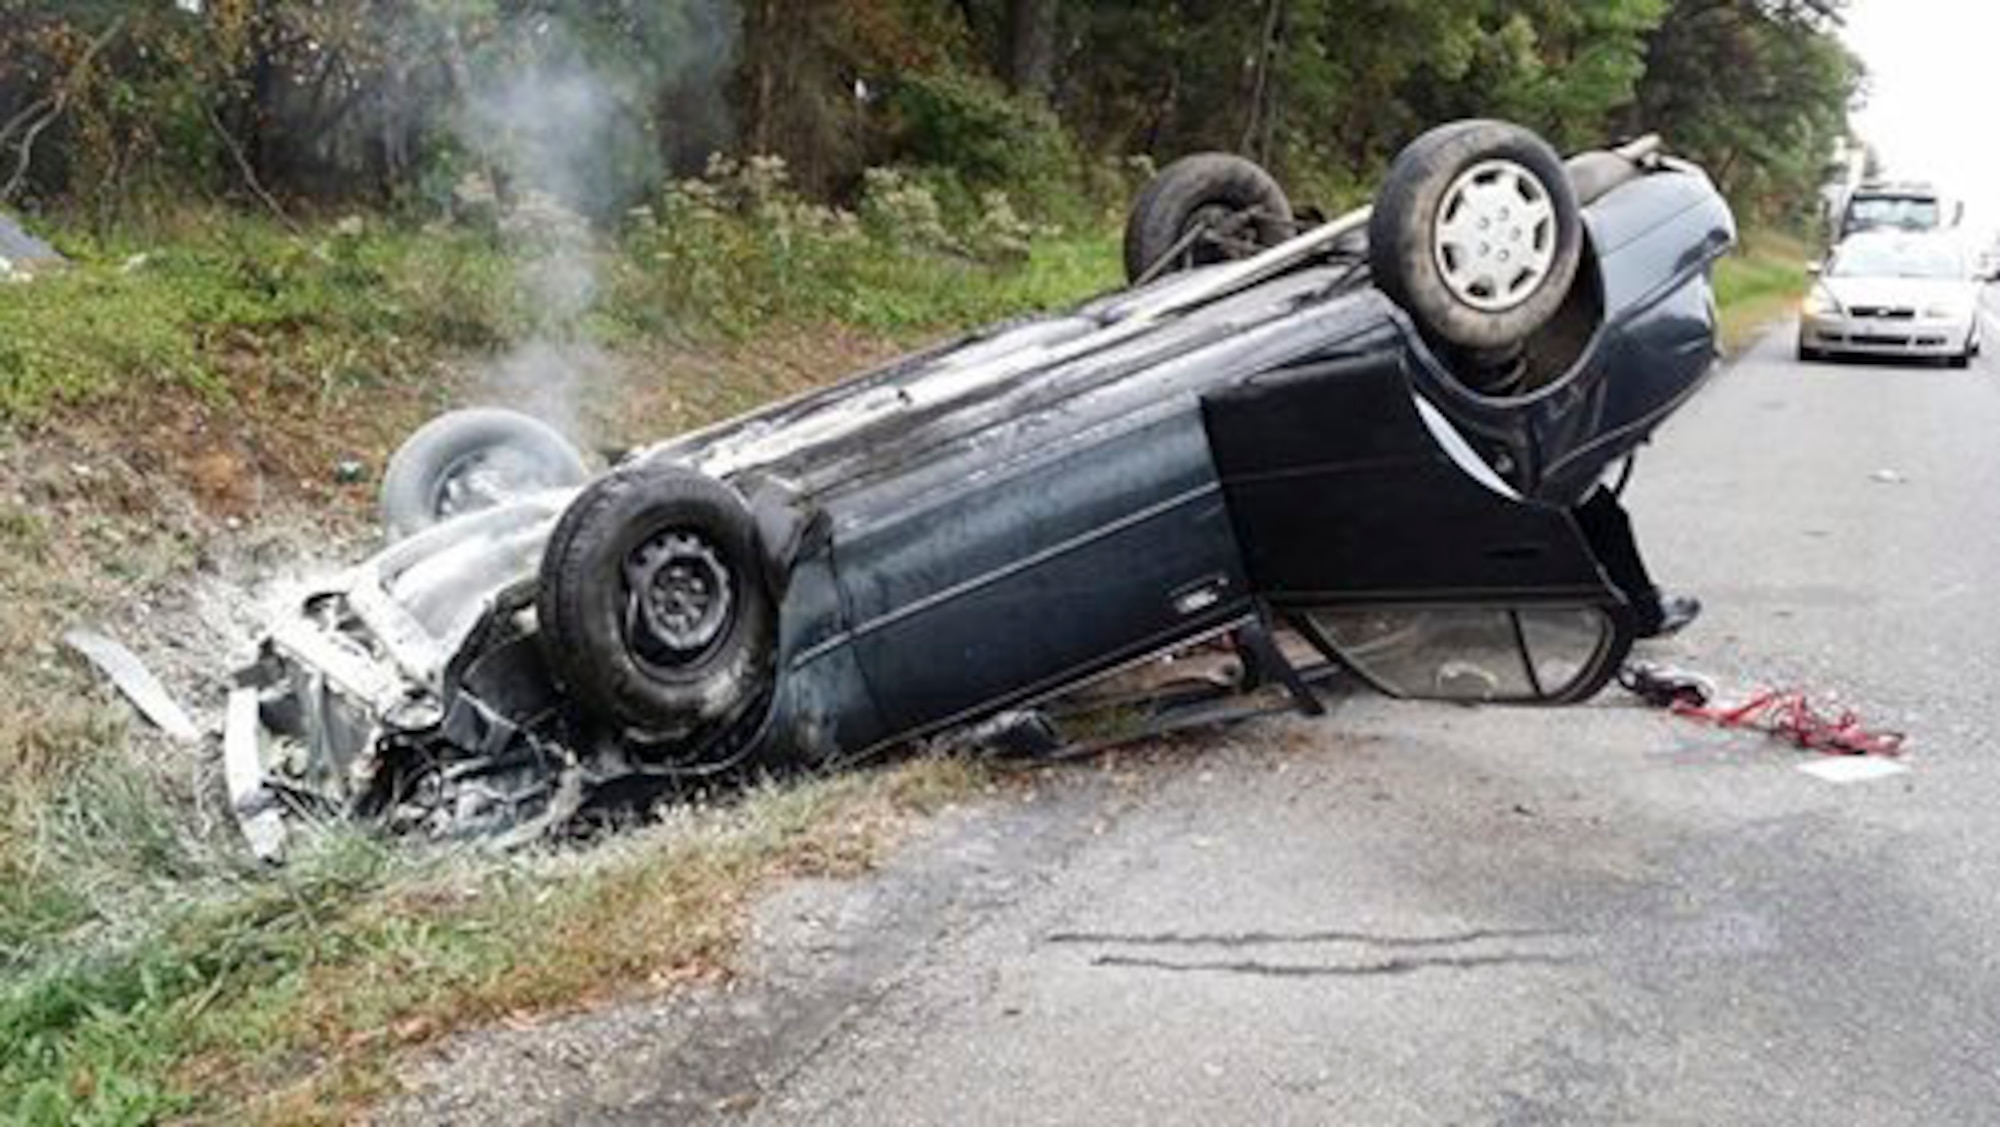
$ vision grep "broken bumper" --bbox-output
[229,494,574,858]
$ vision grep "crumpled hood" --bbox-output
[229,491,580,859]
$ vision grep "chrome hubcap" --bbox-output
[1432,159,1558,312]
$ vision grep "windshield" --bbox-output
[1844,195,1942,234]
[1827,240,1965,280]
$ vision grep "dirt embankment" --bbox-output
[3,318,904,726]
[0,315,905,900]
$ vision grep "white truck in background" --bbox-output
[1830,181,1961,241]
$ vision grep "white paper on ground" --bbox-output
[1797,756,1910,784]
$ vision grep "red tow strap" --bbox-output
[1673,689,1906,758]
[1620,665,1906,758]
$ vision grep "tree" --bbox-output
[1626,0,1863,221]
[0,0,1864,231]
[1004,0,1060,99]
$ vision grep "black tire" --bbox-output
[1369,120,1584,352]
[536,461,775,744]
[1797,341,1823,363]
[380,408,589,540]
[1949,352,1971,369]
[1123,153,1294,284]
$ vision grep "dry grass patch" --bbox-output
[3,755,991,1126]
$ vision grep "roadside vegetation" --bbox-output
[3,757,988,1125]
[1,163,1122,427]
[1715,230,1814,350]
[1,1,1859,1122]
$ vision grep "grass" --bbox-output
[1715,228,1811,350]
[0,214,521,425]
[0,181,1120,430]
[1,758,990,1125]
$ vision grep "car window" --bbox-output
[1844,196,1941,234]
[1827,240,1965,280]
[1305,606,1616,702]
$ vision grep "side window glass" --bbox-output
[1305,606,1614,702]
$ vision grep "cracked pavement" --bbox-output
[386,325,2000,1125]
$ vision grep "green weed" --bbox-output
[0,760,986,1126]
[1715,229,1809,348]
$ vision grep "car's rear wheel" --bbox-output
[1369,120,1584,353]
[536,462,775,747]
[380,408,590,540]
[1123,153,1295,284]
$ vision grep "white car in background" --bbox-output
[1799,232,1983,367]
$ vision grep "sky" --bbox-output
[1843,0,2000,236]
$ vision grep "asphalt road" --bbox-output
[390,320,2000,1126]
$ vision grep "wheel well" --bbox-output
[1514,233,1605,395]
[1434,232,1605,398]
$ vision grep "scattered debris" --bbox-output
[1674,688,1905,758]
[62,627,203,742]
[1869,468,1907,485]
[1618,662,1714,709]
[1622,662,1905,759]
[224,688,288,860]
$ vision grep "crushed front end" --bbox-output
[228,496,581,859]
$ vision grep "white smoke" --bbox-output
[452,5,740,444]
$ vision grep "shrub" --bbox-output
[887,71,1078,214]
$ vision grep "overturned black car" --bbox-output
[229,121,1735,854]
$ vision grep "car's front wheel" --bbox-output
[1369,120,1584,353]
[536,462,776,748]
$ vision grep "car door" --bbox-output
[1201,345,1633,704]
[838,407,1254,737]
